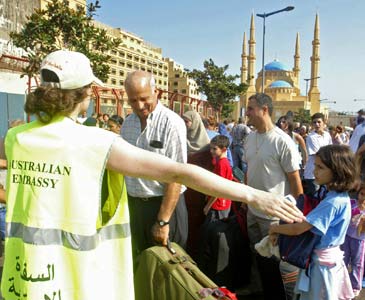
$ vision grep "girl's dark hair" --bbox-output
[276,115,294,136]
[316,144,356,192]
[25,70,91,123]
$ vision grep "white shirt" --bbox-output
[303,130,332,179]
[121,102,187,197]
[349,123,365,153]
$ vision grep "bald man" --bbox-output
[121,71,188,259]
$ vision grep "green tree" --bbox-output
[187,59,247,118]
[293,108,311,125]
[9,0,121,82]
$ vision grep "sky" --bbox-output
[88,0,365,114]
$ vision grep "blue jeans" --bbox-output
[0,207,6,240]
[232,145,247,174]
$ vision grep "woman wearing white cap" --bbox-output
[2,50,302,300]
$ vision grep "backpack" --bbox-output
[278,186,327,269]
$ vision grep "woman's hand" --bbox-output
[269,233,279,246]
[250,192,304,223]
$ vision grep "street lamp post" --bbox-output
[257,6,295,93]
[304,76,320,99]
[319,99,336,104]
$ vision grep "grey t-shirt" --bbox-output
[244,127,301,219]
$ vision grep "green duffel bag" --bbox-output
[134,242,237,300]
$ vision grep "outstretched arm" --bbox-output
[107,137,303,223]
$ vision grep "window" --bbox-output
[181,89,186,94]
[173,82,178,86]
[119,80,124,86]
[119,51,125,57]
[111,69,116,75]
[175,74,180,78]
[119,70,124,76]
[111,79,116,85]
[127,54,132,60]
[127,63,132,68]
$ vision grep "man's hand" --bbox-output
[151,223,169,246]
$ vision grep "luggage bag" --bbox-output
[134,242,237,300]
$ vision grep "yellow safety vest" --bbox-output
[2,116,134,300]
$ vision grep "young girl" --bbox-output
[269,144,356,300]
[341,183,365,297]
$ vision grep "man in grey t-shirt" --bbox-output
[244,93,303,300]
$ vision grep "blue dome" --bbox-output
[264,60,289,71]
[269,80,292,88]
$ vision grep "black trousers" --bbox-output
[127,193,188,260]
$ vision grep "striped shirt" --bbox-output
[121,102,187,197]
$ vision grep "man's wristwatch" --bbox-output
[157,220,170,227]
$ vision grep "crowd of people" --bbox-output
[0,49,365,300]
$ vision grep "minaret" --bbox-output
[292,33,300,94]
[241,32,248,84]
[236,14,256,120]
[309,14,321,114]
[247,14,256,91]
[293,33,300,78]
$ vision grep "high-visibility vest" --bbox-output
[2,116,134,300]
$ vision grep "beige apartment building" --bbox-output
[1,0,215,118]
[40,0,85,10]
[164,58,203,115]
[92,20,169,116]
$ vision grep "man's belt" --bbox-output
[128,194,163,202]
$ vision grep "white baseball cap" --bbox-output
[40,50,104,90]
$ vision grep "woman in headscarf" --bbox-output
[183,110,211,154]
[182,111,214,258]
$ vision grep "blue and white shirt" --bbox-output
[121,102,187,197]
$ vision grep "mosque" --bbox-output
[236,14,321,121]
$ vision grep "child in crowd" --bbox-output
[107,115,124,134]
[269,144,356,300]
[203,135,233,221]
[341,183,365,297]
